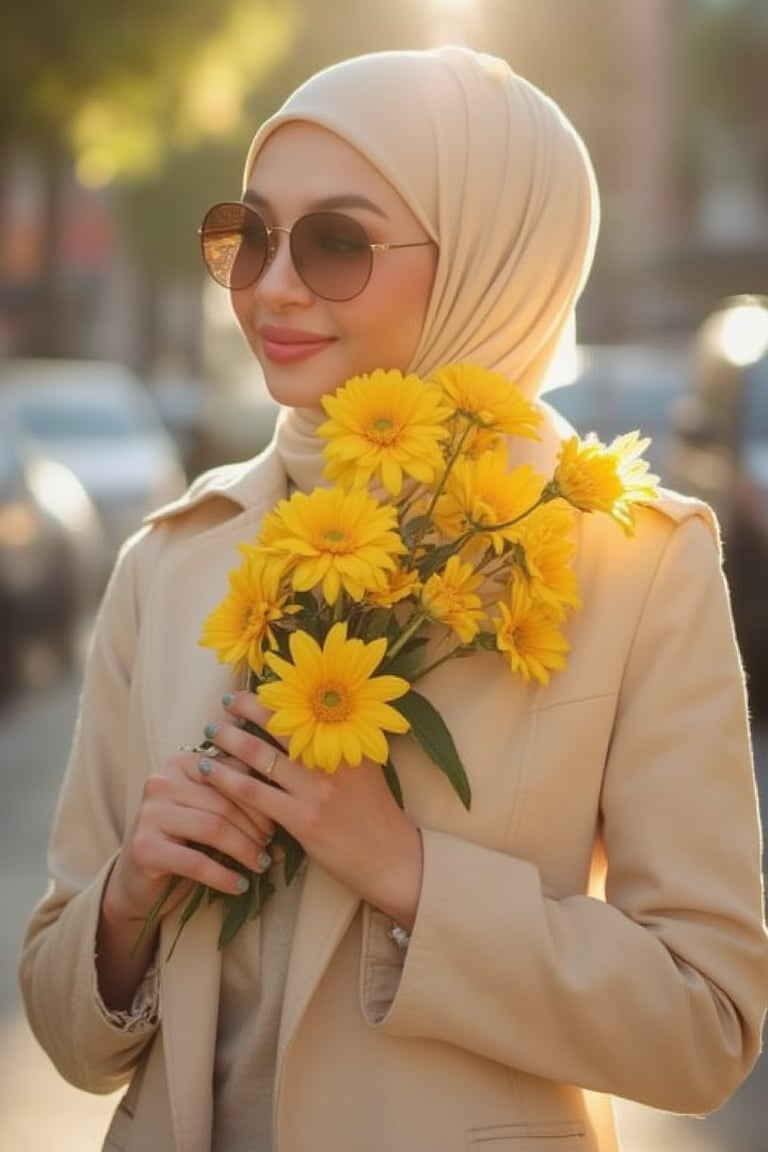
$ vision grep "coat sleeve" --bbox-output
[367,512,768,1114]
[18,529,162,1094]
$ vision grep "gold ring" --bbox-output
[264,749,279,779]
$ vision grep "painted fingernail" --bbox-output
[234,875,250,894]
[258,851,272,870]
[221,693,234,706]
[203,722,219,740]
[198,757,214,777]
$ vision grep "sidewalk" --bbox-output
[0,1014,118,1152]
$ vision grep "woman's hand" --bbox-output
[199,692,424,930]
[96,746,276,1010]
[106,747,277,925]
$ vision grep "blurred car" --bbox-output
[667,295,768,710]
[150,371,207,478]
[543,342,691,482]
[0,359,188,574]
[0,406,104,696]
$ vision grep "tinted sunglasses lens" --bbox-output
[200,203,267,289]
[291,213,372,301]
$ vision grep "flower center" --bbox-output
[246,606,266,634]
[321,528,349,552]
[313,682,351,722]
[369,416,398,444]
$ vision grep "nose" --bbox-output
[255,227,314,306]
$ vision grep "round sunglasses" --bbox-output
[198,201,435,302]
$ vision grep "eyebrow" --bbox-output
[243,189,388,218]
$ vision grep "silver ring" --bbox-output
[264,749,279,779]
[178,742,222,757]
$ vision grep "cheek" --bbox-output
[356,265,434,366]
[230,289,250,331]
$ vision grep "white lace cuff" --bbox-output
[94,957,161,1033]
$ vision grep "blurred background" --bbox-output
[1,1,768,1148]
[2,0,768,706]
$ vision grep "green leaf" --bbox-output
[382,636,428,679]
[394,690,471,809]
[358,606,398,642]
[381,758,404,808]
[472,630,499,652]
[416,540,462,579]
[217,874,275,948]
[272,826,306,885]
[167,881,209,959]
[401,514,432,546]
[243,717,284,755]
[130,872,182,957]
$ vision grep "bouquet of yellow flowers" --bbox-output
[138,362,658,954]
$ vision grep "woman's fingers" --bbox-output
[170,749,276,840]
[221,689,273,731]
[197,713,290,786]
[194,719,423,926]
[111,750,278,919]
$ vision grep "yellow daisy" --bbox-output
[420,554,485,643]
[259,486,405,604]
[492,583,571,686]
[318,369,452,496]
[431,362,542,439]
[508,502,581,618]
[433,448,546,555]
[367,563,421,608]
[551,433,659,535]
[199,547,290,676]
[258,621,411,772]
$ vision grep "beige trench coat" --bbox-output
[19,418,768,1152]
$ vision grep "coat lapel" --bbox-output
[159,902,223,1152]
[276,862,360,1069]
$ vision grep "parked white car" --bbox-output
[0,359,188,575]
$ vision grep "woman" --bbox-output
[19,45,768,1152]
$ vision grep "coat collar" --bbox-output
[144,437,286,527]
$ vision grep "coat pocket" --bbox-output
[469,1120,586,1148]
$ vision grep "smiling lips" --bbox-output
[258,325,336,365]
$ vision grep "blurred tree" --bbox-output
[0,0,298,354]
[118,0,424,369]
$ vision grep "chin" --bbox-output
[261,363,341,409]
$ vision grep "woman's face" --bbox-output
[232,122,438,409]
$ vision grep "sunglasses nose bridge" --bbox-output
[263,223,291,267]
[254,221,318,302]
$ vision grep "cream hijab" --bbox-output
[244,45,599,403]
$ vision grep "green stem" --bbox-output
[420,422,472,524]
[129,873,183,958]
[410,645,466,681]
[385,610,428,662]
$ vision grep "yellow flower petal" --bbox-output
[493,583,570,685]
[552,433,659,535]
[430,362,542,440]
[259,486,405,603]
[198,548,290,676]
[319,369,452,497]
[258,622,409,772]
[420,554,485,643]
